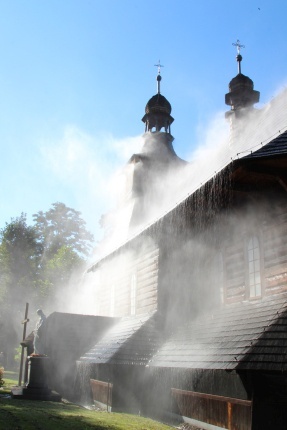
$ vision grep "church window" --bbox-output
[130,273,137,315]
[247,236,262,298]
[110,284,115,316]
[217,251,224,303]
[212,251,224,304]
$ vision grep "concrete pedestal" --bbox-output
[12,355,61,401]
[26,355,49,388]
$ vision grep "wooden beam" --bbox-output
[18,303,29,387]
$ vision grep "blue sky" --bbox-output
[1,0,287,242]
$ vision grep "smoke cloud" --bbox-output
[20,87,287,322]
[40,125,143,244]
[68,86,287,319]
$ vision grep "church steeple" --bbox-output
[142,62,174,133]
[225,40,260,117]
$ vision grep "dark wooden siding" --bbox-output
[263,204,287,296]
[171,388,252,430]
[90,379,112,407]
[224,242,246,304]
[96,245,159,317]
[135,249,159,314]
[224,201,287,303]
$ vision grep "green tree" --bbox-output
[0,214,41,367]
[41,245,85,307]
[45,246,84,285]
[0,213,41,307]
[0,205,94,367]
[33,202,94,260]
[32,202,94,308]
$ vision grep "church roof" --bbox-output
[79,312,161,366]
[145,93,172,115]
[243,129,287,159]
[88,123,287,272]
[76,291,287,371]
[148,293,287,371]
[228,73,254,92]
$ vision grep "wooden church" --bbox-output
[42,49,287,430]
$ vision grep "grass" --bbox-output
[0,370,173,430]
[0,399,173,430]
[1,370,18,394]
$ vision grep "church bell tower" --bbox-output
[142,62,174,134]
[225,40,260,119]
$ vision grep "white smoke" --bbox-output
[40,125,143,244]
[42,86,287,316]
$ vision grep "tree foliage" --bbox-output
[43,245,85,306]
[0,214,40,306]
[0,214,41,368]
[45,246,84,284]
[33,202,94,259]
[0,204,94,366]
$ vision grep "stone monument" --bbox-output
[12,310,61,401]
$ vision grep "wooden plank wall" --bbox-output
[224,243,246,303]
[264,205,287,296]
[90,379,113,407]
[95,245,159,317]
[224,202,287,303]
[171,388,252,430]
[94,201,287,309]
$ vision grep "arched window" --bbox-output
[110,284,115,316]
[130,273,137,315]
[212,251,224,304]
[248,236,261,298]
[217,251,224,303]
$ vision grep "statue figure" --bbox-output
[33,309,46,355]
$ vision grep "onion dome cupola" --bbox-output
[142,62,174,133]
[225,40,260,115]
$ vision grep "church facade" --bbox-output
[44,53,287,430]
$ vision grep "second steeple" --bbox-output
[142,62,174,133]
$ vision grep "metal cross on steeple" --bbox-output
[232,40,245,74]
[232,39,245,55]
[154,60,164,75]
[154,60,164,94]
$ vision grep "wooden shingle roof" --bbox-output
[149,294,287,372]
[244,130,287,159]
[80,312,160,366]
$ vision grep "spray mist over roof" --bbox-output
[88,47,287,269]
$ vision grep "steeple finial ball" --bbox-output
[232,40,245,74]
[157,74,162,82]
[236,54,242,63]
